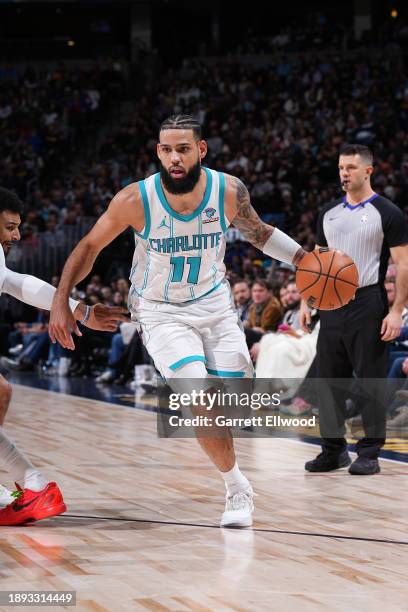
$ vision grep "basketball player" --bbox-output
[0,187,128,525]
[49,115,305,528]
[301,144,408,475]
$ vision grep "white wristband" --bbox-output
[80,304,91,326]
[262,228,301,265]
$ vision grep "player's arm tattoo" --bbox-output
[230,177,273,250]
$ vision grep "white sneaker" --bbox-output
[9,344,23,356]
[220,487,254,528]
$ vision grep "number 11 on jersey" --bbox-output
[170,256,201,284]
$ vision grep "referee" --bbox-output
[301,144,408,475]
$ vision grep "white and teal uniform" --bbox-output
[129,167,227,303]
[128,168,253,380]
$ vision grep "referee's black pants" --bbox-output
[316,284,388,459]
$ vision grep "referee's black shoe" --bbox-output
[305,450,351,472]
[348,456,380,475]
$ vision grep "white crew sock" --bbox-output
[221,462,251,496]
[0,428,48,492]
[0,484,13,507]
[23,469,49,492]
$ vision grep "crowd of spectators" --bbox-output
[1,32,408,419]
[223,20,350,56]
[63,49,408,257]
[0,59,125,201]
[2,43,408,272]
[221,18,408,57]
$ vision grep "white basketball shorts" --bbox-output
[130,281,253,382]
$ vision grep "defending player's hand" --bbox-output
[380,310,402,342]
[84,303,129,332]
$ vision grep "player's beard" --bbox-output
[160,160,202,195]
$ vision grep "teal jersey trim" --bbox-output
[135,180,151,239]
[129,240,139,281]
[184,280,223,303]
[169,355,207,371]
[207,368,245,378]
[211,264,217,287]
[141,247,151,293]
[217,172,228,233]
[197,215,203,296]
[154,168,213,222]
[198,214,203,258]
[164,216,174,302]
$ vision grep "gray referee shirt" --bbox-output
[316,194,408,287]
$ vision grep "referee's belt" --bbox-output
[355,283,381,295]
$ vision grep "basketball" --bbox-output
[296,247,359,310]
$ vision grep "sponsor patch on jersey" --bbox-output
[202,207,219,224]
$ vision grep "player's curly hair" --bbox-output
[0,187,24,214]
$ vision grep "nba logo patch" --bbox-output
[202,207,219,224]
[205,207,216,218]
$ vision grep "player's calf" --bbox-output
[0,375,12,425]
[189,387,255,527]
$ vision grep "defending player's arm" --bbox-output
[224,175,305,266]
[0,268,127,335]
[0,245,78,315]
[1,268,80,314]
[49,183,144,349]
[381,244,408,341]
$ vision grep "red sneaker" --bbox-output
[0,482,67,526]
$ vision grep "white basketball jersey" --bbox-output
[128,168,230,304]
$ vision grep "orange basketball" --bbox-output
[295,247,359,310]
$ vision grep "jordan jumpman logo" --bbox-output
[157,216,170,230]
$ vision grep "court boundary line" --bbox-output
[63,513,408,545]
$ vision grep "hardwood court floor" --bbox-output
[0,384,407,612]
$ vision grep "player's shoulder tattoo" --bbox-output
[229,175,251,217]
[227,175,272,248]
